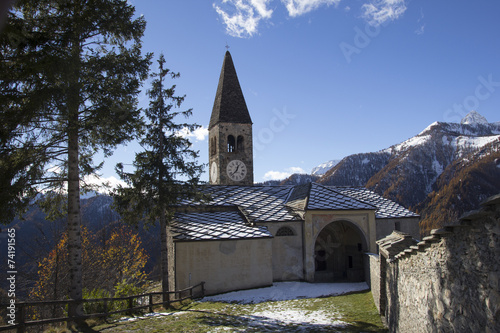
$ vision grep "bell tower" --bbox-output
[209,51,253,185]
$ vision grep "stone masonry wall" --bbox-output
[378,194,500,333]
[366,253,380,311]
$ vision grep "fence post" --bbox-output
[17,303,25,333]
[149,294,153,313]
[127,297,133,316]
[103,299,108,317]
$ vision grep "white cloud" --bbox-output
[361,0,407,26]
[263,166,307,180]
[176,126,209,141]
[213,0,273,38]
[213,0,339,38]
[281,0,340,17]
[214,0,408,38]
[264,170,290,180]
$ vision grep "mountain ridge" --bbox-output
[286,111,500,233]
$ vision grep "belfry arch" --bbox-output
[313,220,367,282]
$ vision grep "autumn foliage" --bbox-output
[30,226,148,301]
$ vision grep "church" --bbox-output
[169,51,420,296]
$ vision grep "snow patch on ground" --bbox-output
[201,281,369,304]
[249,300,348,327]
[117,311,186,323]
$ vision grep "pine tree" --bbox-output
[113,54,204,305]
[0,0,151,320]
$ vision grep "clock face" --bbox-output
[210,161,218,182]
[226,160,247,182]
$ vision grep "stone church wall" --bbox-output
[259,221,304,281]
[174,238,273,296]
[376,194,500,333]
[375,216,420,241]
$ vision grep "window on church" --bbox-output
[237,135,244,151]
[210,137,217,155]
[395,221,401,231]
[227,135,235,152]
[276,226,295,236]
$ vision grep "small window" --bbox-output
[395,221,401,231]
[227,135,235,152]
[237,135,244,151]
[276,226,295,236]
[348,256,353,269]
[357,243,362,252]
[210,137,217,155]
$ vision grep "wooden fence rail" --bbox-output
[0,282,205,333]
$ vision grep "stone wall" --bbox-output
[375,216,421,241]
[175,237,273,295]
[366,253,380,311]
[257,221,304,281]
[376,194,500,333]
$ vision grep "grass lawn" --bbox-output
[90,290,387,332]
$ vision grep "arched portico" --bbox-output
[313,220,367,282]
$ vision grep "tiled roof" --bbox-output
[286,183,310,210]
[306,183,376,210]
[173,184,419,241]
[334,187,420,219]
[179,185,300,222]
[172,209,272,241]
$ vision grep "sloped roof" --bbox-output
[178,185,299,223]
[209,51,252,129]
[306,183,376,210]
[173,184,418,241]
[335,187,420,219]
[286,183,375,211]
[171,209,272,241]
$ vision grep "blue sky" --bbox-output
[96,0,500,186]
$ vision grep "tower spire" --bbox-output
[209,51,252,129]
[208,51,254,185]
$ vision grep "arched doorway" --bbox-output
[314,221,366,282]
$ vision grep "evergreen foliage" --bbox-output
[0,0,151,318]
[113,54,204,224]
[113,54,205,300]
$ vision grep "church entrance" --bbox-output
[314,221,366,282]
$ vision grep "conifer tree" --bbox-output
[113,54,204,303]
[0,0,151,319]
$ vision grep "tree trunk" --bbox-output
[160,211,169,307]
[67,111,82,320]
[66,32,83,322]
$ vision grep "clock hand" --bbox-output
[232,165,240,175]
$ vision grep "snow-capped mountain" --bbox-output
[309,111,500,232]
[311,160,341,175]
[461,110,489,125]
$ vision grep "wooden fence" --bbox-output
[0,282,205,333]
